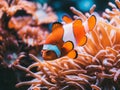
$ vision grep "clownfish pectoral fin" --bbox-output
[78,35,87,46]
[52,22,62,32]
[62,15,73,24]
[88,15,96,31]
[62,41,74,53]
[67,50,78,59]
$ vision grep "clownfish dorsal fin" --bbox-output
[62,41,74,53]
[52,22,62,32]
[78,35,87,46]
[67,49,78,59]
[73,19,82,26]
[88,15,96,31]
[62,15,73,24]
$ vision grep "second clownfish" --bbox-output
[41,15,96,60]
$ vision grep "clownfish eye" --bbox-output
[41,50,53,55]
[46,50,51,55]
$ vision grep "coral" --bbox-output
[18,25,49,46]
[0,0,57,90]
[0,0,57,47]
[33,3,58,25]
[14,0,120,90]
[7,0,57,46]
[0,0,57,67]
[0,28,18,67]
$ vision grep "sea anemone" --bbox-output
[14,0,120,90]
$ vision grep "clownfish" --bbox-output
[41,15,96,60]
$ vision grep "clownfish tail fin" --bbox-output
[78,35,87,46]
[88,15,96,31]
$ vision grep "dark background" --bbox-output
[33,0,114,22]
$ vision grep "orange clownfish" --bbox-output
[41,15,96,60]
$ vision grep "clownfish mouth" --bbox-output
[41,50,58,60]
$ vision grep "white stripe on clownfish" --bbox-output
[63,20,90,47]
[83,20,89,33]
[63,23,77,46]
